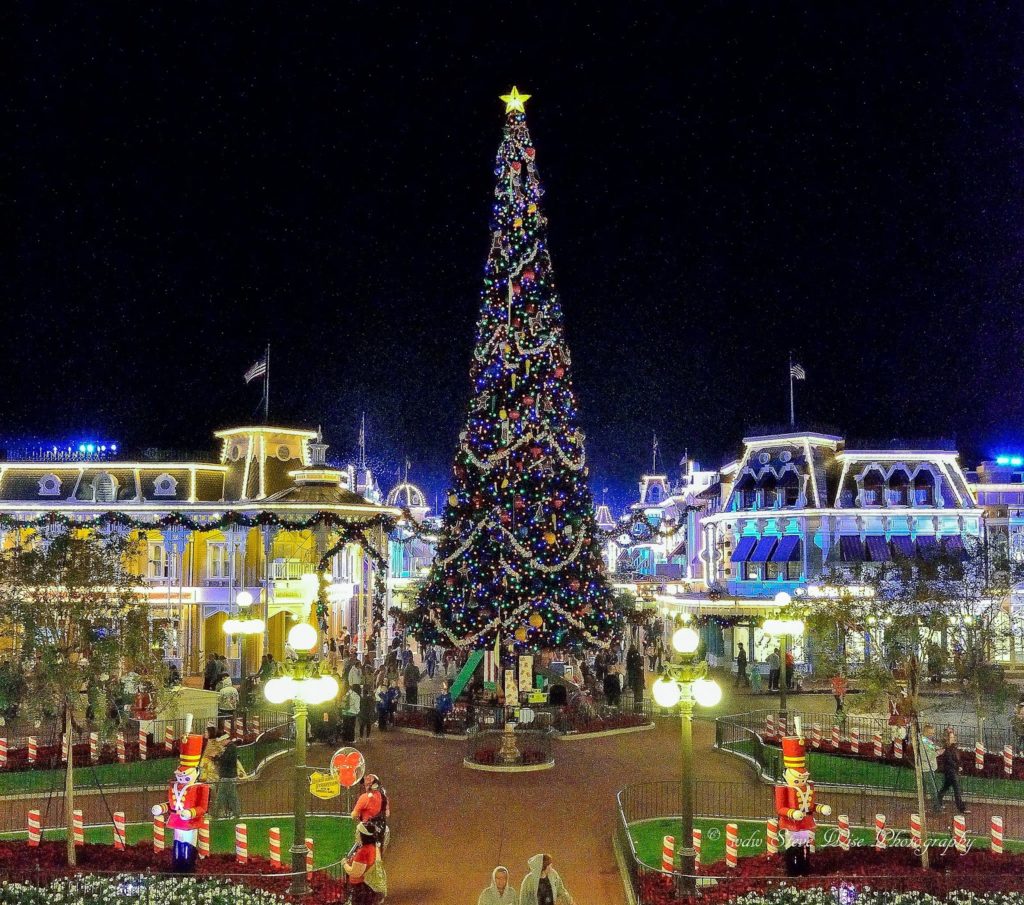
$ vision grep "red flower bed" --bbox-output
[566,712,650,735]
[0,840,348,902]
[637,849,1024,904]
[467,747,550,766]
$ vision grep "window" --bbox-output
[781,473,800,507]
[744,561,761,581]
[37,474,62,496]
[888,469,910,506]
[860,470,884,507]
[277,444,291,461]
[913,470,935,506]
[147,543,179,581]
[332,550,352,582]
[766,561,800,581]
[94,472,117,503]
[207,543,230,583]
[153,473,178,497]
[648,485,661,503]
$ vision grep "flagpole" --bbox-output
[264,343,270,425]
[788,352,795,428]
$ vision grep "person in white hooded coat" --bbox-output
[478,866,518,905]
[519,854,574,905]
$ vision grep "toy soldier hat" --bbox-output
[781,735,807,771]
[178,734,204,771]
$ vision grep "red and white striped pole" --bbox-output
[27,809,41,846]
[73,809,84,847]
[138,728,147,761]
[113,811,126,850]
[991,816,1004,854]
[832,724,841,750]
[838,814,850,851]
[765,713,776,739]
[305,837,314,879]
[874,814,886,850]
[1004,745,1013,776]
[975,741,985,771]
[0,737,7,768]
[953,814,967,853]
[661,835,675,873]
[809,827,816,853]
[153,813,165,851]
[198,815,210,858]
[269,826,282,867]
[766,818,779,854]
[164,725,175,752]
[252,714,261,735]
[89,732,99,763]
[909,813,922,851]
[233,717,243,740]
[116,732,126,763]
[27,736,38,765]
[810,723,821,749]
[872,733,882,758]
[235,823,248,864]
[725,822,738,868]
[692,828,702,869]
[894,736,904,760]
[61,733,69,763]
[851,728,860,755]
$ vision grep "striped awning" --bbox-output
[839,535,865,562]
[865,535,891,562]
[891,535,914,558]
[943,536,969,560]
[771,535,801,562]
[731,536,758,563]
[750,536,779,563]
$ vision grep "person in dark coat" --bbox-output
[626,646,644,706]
[735,643,749,688]
[936,727,969,813]
[203,653,219,691]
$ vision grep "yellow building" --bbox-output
[0,426,399,678]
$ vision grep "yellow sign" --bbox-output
[308,771,341,800]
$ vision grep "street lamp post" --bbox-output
[652,626,722,895]
[224,591,264,715]
[263,623,338,897]
[764,612,805,724]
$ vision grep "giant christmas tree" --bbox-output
[412,88,621,652]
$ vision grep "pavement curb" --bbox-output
[611,830,638,905]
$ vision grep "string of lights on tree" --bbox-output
[409,88,622,653]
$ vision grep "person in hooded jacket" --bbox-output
[478,865,518,905]
[519,854,574,905]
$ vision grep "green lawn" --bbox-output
[0,739,292,796]
[722,738,1024,799]
[0,815,353,868]
[630,818,1024,869]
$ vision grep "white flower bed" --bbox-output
[730,890,1024,905]
[0,875,287,905]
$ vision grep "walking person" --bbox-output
[831,674,848,714]
[358,685,375,741]
[626,645,644,708]
[425,645,438,679]
[434,682,453,735]
[936,727,969,813]
[479,866,519,905]
[342,823,382,904]
[216,675,238,734]
[340,684,360,744]
[919,723,942,810]
[403,658,421,706]
[767,647,781,692]
[203,653,219,691]
[735,642,749,688]
[519,854,574,905]
[212,734,247,820]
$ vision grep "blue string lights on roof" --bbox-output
[410,89,622,653]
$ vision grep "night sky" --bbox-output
[9,4,1024,509]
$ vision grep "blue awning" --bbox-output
[839,535,865,562]
[891,535,914,558]
[731,536,757,563]
[942,536,969,560]
[771,535,802,562]
[865,535,891,562]
[750,536,779,563]
[916,535,939,556]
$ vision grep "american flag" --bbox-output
[244,357,268,384]
[789,363,806,380]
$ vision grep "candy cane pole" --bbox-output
[766,713,776,739]
[153,813,165,851]
[164,725,175,752]
[953,814,967,854]
[252,713,261,735]
[851,728,860,755]
[1004,745,1013,776]
[991,816,1004,854]
[27,809,40,846]
[894,736,904,760]
[909,813,922,851]
[872,733,882,758]
[766,818,779,854]
[975,741,985,771]
[234,717,243,740]
[874,814,886,850]
[692,828,702,869]
[113,811,126,850]
[27,736,37,765]
[305,837,314,879]
[0,737,7,768]
[61,733,69,763]
[138,728,147,761]
[198,815,210,858]
[810,723,821,749]
[269,826,281,866]
[832,723,841,751]
[235,823,248,864]
[89,732,98,763]
[661,835,675,873]
[73,809,84,847]
[116,732,126,763]
[725,822,738,869]
[838,814,850,851]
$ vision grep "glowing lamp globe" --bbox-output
[288,623,318,652]
[692,678,722,708]
[235,590,254,608]
[223,619,241,635]
[774,591,792,607]
[528,613,544,628]
[263,676,296,705]
[672,626,700,655]
[246,619,266,635]
[317,673,339,702]
[652,677,681,708]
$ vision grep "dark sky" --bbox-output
[9,4,1024,509]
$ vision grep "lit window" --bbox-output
[153,473,178,497]
[94,472,117,503]
[147,543,179,581]
[207,543,230,583]
[37,474,62,497]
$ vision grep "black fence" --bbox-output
[465,727,554,767]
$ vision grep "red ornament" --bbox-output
[553,498,564,509]
[509,410,521,421]
[554,366,565,378]
[500,511,511,524]
[526,148,536,159]
[514,499,526,511]
[446,577,455,586]
[512,161,522,172]
[523,270,535,281]
[570,579,581,591]
[512,283,521,296]
[526,304,536,314]
[530,445,543,459]
[523,395,534,405]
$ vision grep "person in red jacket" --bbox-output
[152,734,210,873]
[775,734,831,875]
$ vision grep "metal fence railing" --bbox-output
[716,709,1024,797]
[465,727,554,767]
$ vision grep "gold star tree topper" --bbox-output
[500,86,531,113]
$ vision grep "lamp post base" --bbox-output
[288,842,310,896]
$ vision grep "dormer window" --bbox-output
[153,473,178,497]
[38,473,62,496]
[780,472,800,507]
[913,470,935,506]
[887,469,911,506]
[94,472,117,503]
[648,485,661,503]
[860,469,884,506]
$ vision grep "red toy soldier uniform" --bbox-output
[152,734,209,872]
[775,734,832,875]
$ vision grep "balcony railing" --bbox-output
[270,560,317,580]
